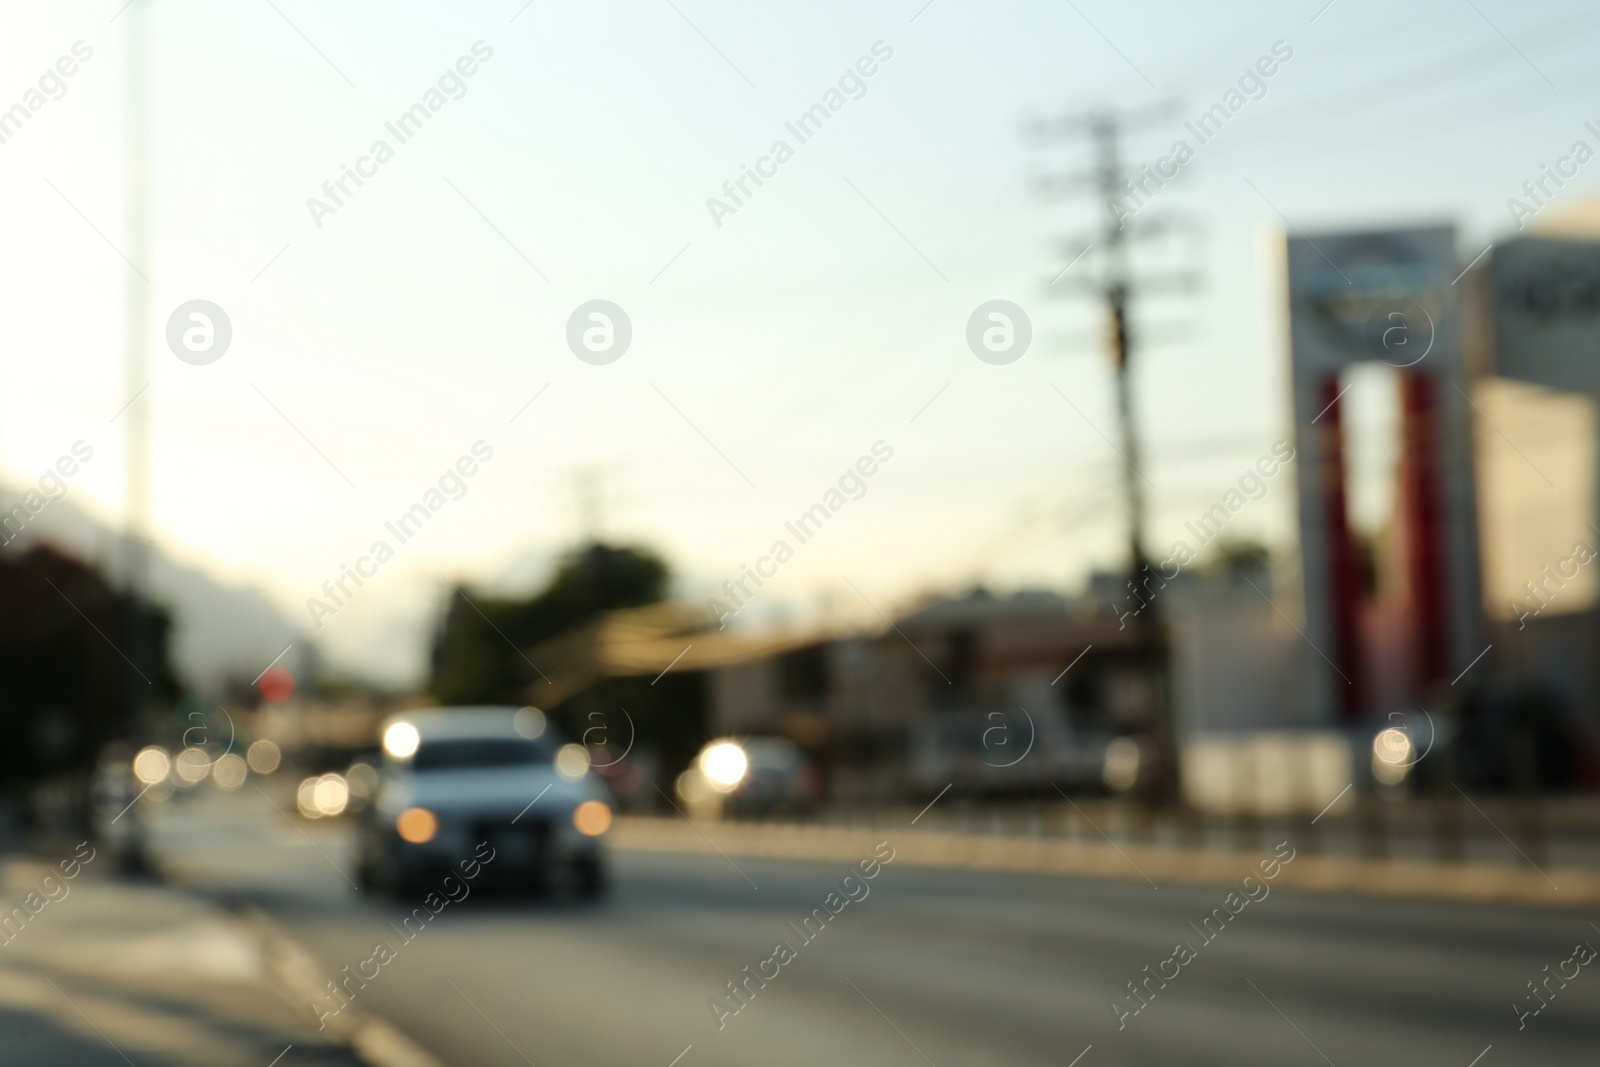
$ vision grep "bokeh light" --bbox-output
[1373,727,1414,785]
[295,776,321,818]
[313,773,349,816]
[246,738,281,774]
[211,753,248,790]
[173,747,212,784]
[573,799,612,836]
[346,761,379,798]
[396,806,438,844]
[514,707,547,738]
[132,745,170,785]
[259,666,296,703]
[1373,726,1413,765]
[383,721,420,758]
[1102,738,1141,792]
[700,742,748,791]
[555,743,591,780]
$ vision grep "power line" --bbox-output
[1181,7,1600,157]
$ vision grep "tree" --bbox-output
[429,543,668,705]
[1198,538,1271,581]
[0,546,180,821]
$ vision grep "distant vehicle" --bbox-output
[676,736,819,818]
[910,710,1111,797]
[356,707,611,898]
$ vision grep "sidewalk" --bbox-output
[0,845,408,1067]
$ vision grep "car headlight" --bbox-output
[396,806,438,843]
[699,742,748,792]
[383,722,420,758]
[573,800,612,837]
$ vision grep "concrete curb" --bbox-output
[611,816,1597,908]
[241,907,451,1067]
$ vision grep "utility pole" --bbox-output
[1034,106,1200,804]
[1089,114,1152,594]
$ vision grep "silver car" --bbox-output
[356,707,611,898]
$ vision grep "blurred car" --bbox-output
[356,707,611,898]
[676,736,818,818]
[909,710,1110,796]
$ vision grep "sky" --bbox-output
[2,0,1597,686]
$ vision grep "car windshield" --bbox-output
[409,738,551,772]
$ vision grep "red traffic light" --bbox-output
[259,666,296,703]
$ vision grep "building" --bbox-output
[525,588,1150,801]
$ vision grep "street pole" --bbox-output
[1091,115,1152,598]
[1037,107,1196,804]
[120,0,154,874]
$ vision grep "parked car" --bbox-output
[356,707,611,898]
[675,736,818,818]
[909,709,1110,796]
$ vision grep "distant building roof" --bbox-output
[525,602,835,706]
[894,587,1076,628]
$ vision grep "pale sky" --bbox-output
[3,0,1597,685]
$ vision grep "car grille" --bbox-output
[472,816,552,865]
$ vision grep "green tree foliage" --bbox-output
[429,543,669,706]
[1198,538,1271,581]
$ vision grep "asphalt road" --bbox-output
[148,786,1596,1067]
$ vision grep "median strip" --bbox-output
[610,816,1600,908]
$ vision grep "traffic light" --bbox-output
[259,666,295,703]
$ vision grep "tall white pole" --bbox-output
[120,0,153,872]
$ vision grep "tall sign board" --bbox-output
[1286,227,1482,724]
